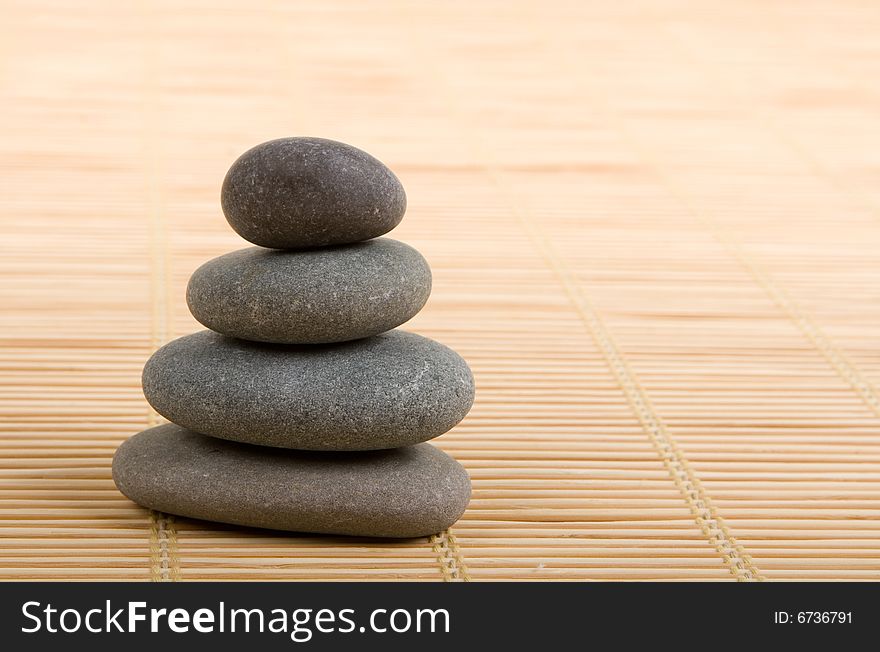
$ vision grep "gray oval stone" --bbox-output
[113,424,471,538]
[186,239,431,344]
[221,137,406,249]
[142,330,475,450]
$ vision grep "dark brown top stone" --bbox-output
[221,137,406,249]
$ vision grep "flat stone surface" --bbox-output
[113,424,471,538]
[186,238,431,344]
[221,137,406,249]
[143,330,475,450]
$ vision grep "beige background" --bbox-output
[2,0,880,580]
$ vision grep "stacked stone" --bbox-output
[112,138,474,538]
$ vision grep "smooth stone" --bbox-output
[113,424,471,538]
[186,238,431,344]
[142,330,475,450]
[221,137,406,249]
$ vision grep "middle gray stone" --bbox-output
[186,238,431,344]
[142,329,475,450]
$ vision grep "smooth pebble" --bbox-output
[186,238,431,344]
[113,424,471,538]
[142,330,475,450]
[221,137,406,249]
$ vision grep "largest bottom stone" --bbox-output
[112,424,471,538]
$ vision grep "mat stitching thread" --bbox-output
[431,531,471,582]
[149,511,178,582]
[143,2,179,582]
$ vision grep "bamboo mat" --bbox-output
[2,0,880,581]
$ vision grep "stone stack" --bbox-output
[112,138,474,538]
